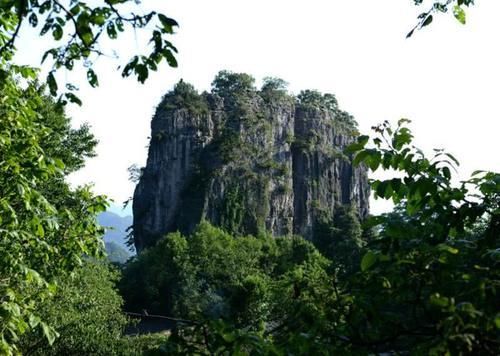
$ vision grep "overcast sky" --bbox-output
[16,0,500,214]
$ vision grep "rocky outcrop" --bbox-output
[133,74,369,252]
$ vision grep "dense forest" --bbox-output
[1,0,498,355]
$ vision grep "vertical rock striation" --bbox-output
[133,74,369,252]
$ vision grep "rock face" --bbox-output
[133,74,370,252]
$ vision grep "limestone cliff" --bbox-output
[133,73,370,251]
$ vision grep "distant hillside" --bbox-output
[98,211,135,260]
[107,204,133,217]
[105,241,131,264]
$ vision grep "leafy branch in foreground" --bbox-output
[348,118,497,240]
[0,68,107,355]
[408,0,474,37]
[0,0,179,103]
[143,121,499,354]
[344,119,499,353]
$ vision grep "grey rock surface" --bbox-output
[133,82,369,251]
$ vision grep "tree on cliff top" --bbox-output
[211,70,256,99]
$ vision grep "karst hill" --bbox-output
[132,72,370,251]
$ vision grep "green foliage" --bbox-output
[18,261,129,355]
[260,77,292,104]
[32,92,97,173]
[120,230,188,315]
[343,120,500,353]
[137,121,499,354]
[296,90,357,128]
[261,77,288,92]
[120,222,331,333]
[163,322,271,355]
[297,89,338,112]
[18,261,167,355]
[220,184,246,234]
[119,334,169,355]
[0,0,179,102]
[211,70,256,99]
[211,70,258,127]
[0,2,181,354]
[313,205,365,275]
[408,0,475,37]
[218,176,270,237]
[334,109,358,128]
[0,70,107,354]
[160,79,209,116]
[158,243,339,354]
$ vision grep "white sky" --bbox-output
[14,1,500,214]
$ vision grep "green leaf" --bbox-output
[163,49,178,67]
[52,26,63,41]
[353,150,370,166]
[345,143,363,154]
[393,128,413,150]
[433,3,447,13]
[29,315,41,329]
[122,56,139,78]
[429,293,450,308]
[222,332,236,343]
[397,118,411,126]
[495,315,500,329]
[361,251,378,271]
[135,63,149,83]
[87,69,99,88]
[442,166,451,180]
[367,150,381,171]
[70,4,81,15]
[92,15,106,26]
[375,180,388,198]
[106,22,117,39]
[357,135,369,145]
[422,15,433,27]
[53,158,65,169]
[41,322,59,345]
[345,136,369,154]
[65,92,82,106]
[453,5,466,25]
[438,244,459,254]
[40,1,52,14]
[158,13,178,34]
[36,223,44,237]
[29,13,38,27]
[81,31,93,46]
[445,152,460,167]
[47,72,58,96]
[115,18,124,32]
